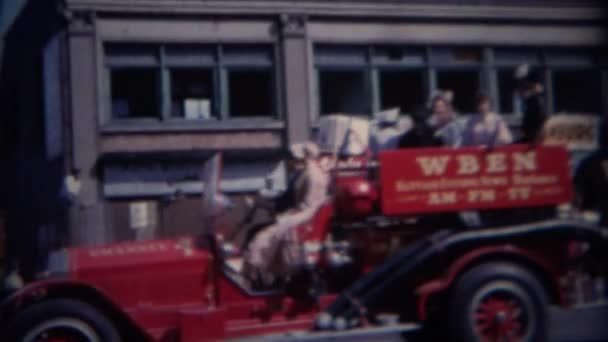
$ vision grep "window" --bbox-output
[437,70,479,114]
[315,45,426,117]
[170,69,216,119]
[497,69,517,114]
[379,70,425,114]
[313,45,606,120]
[431,47,481,114]
[105,43,275,122]
[319,70,369,115]
[229,70,273,117]
[553,70,601,114]
[494,49,542,115]
[111,69,158,119]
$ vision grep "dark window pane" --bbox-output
[379,70,425,114]
[228,70,273,117]
[437,70,480,114]
[553,70,601,114]
[319,70,369,115]
[497,69,517,114]
[111,69,158,119]
[170,69,216,119]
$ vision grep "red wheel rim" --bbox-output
[470,282,533,342]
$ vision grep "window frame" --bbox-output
[102,42,279,129]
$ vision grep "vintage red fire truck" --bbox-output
[1,118,607,341]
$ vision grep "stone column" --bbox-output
[280,14,311,145]
[66,11,107,245]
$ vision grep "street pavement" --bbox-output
[550,304,608,341]
[244,304,608,342]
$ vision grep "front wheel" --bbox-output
[7,298,121,342]
[449,262,550,342]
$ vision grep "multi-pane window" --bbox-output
[431,47,482,114]
[315,45,426,116]
[547,50,603,115]
[105,43,275,122]
[315,45,605,119]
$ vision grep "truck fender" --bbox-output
[0,279,148,340]
[414,245,561,321]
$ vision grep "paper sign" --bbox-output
[129,201,157,230]
[542,114,599,150]
[184,98,211,120]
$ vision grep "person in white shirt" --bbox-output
[462,94,513,147]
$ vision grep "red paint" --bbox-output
[334,177,378,219]
[415,244,565,321]
[3,146,585,341]
[380,145,572,215]
[474,294,526,340]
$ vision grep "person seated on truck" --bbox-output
[243,142,330,288]
[398,103,443,148]
[369,108,413,152]
[426,91,464,148]
[462,93,513,147]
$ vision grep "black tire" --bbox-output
[7,298,121,342]
[448,262,549,342]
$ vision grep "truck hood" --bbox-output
[44,236,215,309]
[59,236,211,279]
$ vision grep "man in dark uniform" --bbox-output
[515,64,546,143]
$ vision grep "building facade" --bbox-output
[1,0,606,246]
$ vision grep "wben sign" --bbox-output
[379,145,572,215]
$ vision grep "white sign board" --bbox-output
[129,201,157,230]
[542,114,599,151]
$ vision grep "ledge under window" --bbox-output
[100,118,285,134]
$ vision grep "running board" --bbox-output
[230,323,421,342]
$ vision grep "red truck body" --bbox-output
[1,145,606,342]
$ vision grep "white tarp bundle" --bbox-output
[317,110,413,156]
[317,114,370,156]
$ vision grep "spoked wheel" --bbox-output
[7,299,121,342]
[449,262,549,342]
[471,281,535,341]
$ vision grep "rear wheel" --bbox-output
[8,298,121,342]
[449,262,549,342]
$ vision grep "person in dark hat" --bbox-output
[515,64,546,143]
